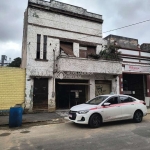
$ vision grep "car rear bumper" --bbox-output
[143,112,147,116]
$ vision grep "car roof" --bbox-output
[98,94,132,97]
[98,94,139,100]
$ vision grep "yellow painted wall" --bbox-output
[0,67,25,110]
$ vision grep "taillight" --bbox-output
[140,100,146,105]
[143,102,146,105]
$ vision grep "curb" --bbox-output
[0,118,67,127]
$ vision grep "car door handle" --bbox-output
[131,104,134,105]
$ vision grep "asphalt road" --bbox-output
[0,115,150,150]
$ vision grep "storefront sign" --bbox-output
[125,65,150,73]
[55,71,93,79]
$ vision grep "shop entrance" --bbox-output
[123,74,146,100]
[56,79,89,109]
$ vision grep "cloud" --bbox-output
[0,0,27,42]
[0,42,21,60]
[0,0,27,59]
[99,0,150,43]
[0,0,150,59]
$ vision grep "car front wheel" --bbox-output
[133,110,143,123]
[89,114,102,128]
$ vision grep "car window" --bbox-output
[107,97,118,104]
[120,96,135,103]
[86,96,108,105]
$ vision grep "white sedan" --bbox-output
[69,94,147,128]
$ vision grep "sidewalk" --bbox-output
[0,108,150,127]
[0,111,69,126]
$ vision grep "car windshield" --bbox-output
[85,96,108,105]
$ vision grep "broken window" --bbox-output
[79,45,96,58]
[60,41,74,56]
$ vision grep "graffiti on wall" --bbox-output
[95,84,111,96]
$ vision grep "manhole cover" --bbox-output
[0,133,11,136]
[20,131,30,134]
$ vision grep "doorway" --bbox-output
[123,74,146,100]
[33,78,48,110]
[56,79,88,109]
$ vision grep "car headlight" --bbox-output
[78,110,89,114]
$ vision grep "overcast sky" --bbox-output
[0,0,150,61]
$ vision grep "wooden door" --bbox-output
[33,78,48,110]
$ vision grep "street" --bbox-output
[0,115,150,150]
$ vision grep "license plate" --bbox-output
[69,114,72,118]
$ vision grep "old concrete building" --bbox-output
[104,35,150,105]
[21,0,122,112]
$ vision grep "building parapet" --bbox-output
[104,34,139,50]
[28,0,103,23]
[140,43,150,52]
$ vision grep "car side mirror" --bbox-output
[103,102,111,106]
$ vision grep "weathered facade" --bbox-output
[21,0,122,112]
[105,34,150,105]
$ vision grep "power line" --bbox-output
[103,19,150,33]
[78,19,150,40]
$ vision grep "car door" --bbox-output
[119,96,136,119]
[102,96,122,122]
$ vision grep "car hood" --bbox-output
[70,104,97,111]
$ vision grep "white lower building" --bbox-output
[21,0,122,112]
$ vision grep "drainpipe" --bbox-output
[52,49,56,98]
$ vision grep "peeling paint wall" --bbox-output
[57,57,122,74]
[22,1,121,112]
[0,67,25,111]
[105,35,138,49]
[24,3,103,112]
[28,8,102,43]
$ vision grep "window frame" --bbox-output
[60,41,74,56]
[86,96,109,105]
[43,35,47,60]
[119,96,136,103]
[105,96,119,105]
[79,45,96,58]
[36,34,41,59]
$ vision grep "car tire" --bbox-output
[133,110,143,123]
[89,114,102,128]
